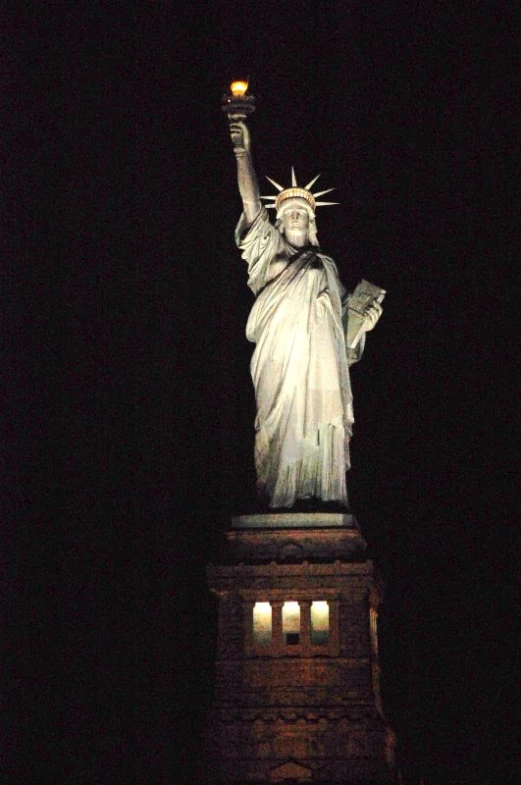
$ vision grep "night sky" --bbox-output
[5,2,518,783]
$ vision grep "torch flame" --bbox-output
[230,80,248,97]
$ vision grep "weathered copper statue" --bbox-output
[229,116,383,510]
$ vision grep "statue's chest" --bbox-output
[274,251,323,272]
[268,257,289,279]
[264,252,327,291]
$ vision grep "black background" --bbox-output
[4,2,518,783]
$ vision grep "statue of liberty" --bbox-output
[229,117,383,510]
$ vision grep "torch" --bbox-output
[221,80,256,121]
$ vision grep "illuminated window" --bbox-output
[282,601,300,645]
[253,602,272,646]
[370,607,378,655]
[311,601,329,645]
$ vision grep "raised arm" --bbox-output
[229,119,261,226]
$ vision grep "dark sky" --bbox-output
[5,2,518,783]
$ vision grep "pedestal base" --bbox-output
[201,513,396,784]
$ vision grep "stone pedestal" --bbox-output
[201,514,396,784]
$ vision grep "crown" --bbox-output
[261,168,339,215]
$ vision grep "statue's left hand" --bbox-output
[361,301,383,332]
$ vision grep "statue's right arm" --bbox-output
[229,120,261,226]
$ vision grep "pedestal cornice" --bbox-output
[223,512,367,563]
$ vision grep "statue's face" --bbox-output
[281,201,310,247]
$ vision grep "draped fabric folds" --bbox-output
[236,208,364,509]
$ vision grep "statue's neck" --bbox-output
[284,228,308,248]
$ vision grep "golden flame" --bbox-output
[230,80,248,97]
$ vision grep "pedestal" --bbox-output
[201,514,396,784]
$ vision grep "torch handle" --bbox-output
[227,112,247,123]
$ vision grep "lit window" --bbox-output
[311,601,329,645]
[253,602,272,646]
[282,601,300,645]
[370,607,378,655]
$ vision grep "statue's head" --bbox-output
[262,169,338,249]
[275,197,318,248]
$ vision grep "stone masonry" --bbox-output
[202,514,396,784]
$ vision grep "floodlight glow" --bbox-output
[253,602,272,645]
[311,601,329,630]
[282,601,300,633]
[311,600,329,645]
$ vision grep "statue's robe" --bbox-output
[236,208,364,509]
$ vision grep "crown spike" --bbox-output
[265,176,284,192]
[304,174,321,190]
[313,188,335,198]
[261,172,339,213]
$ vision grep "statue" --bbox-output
[227,103,383,511]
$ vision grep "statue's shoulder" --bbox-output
[237,206,274,239]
